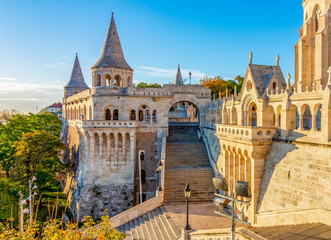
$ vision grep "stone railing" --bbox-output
[82,120,137,128]
[98,194,163,228]
[216,124,277,141]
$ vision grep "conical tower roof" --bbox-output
[92,13,132,70]
[64,54,89,89]
[174,64,184,85]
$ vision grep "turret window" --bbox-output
[105,109,111,120]
[113,109,119,120]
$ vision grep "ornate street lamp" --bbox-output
[184,182,191,230]
[213,176,251,240]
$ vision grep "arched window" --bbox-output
[145,110,150,120]
[152,110,157,121]
[105,74,111,86]
[128,76,132,87]
[246,81,253,91]
[130,110,136,120]
[95,74,101,86]
[114,75,121,87]
[315,104,322,131]
[249,103,257,127]
[113,109,119,120]
[105,109,111,120]
[272,82,276,90]
[302,105,312,130]
[89,106,92,120]
[138,110,144,121]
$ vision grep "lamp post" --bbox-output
[189,71,192,85]
[184,182,191,230]
[138,150,145,204]
[213,176,251,240]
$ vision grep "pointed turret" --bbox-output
[174,64,184,85]
[64,54,89,97]
[92,13,132,70]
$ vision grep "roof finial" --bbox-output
[112,12,114,17]
[276,54,280,66]
[76,53,78,57]
[287,73,291,89]
[328,66,331,85]
[249,52,253,64]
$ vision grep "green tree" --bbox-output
[136,82,162,88]
[11,130,66,195]
[235,75,244,94]
[0,113,62,176]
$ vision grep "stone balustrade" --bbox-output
[216,124,277,141]
[82,120,137,128]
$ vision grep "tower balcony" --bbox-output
[215,124,277,142]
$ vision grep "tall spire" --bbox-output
[92,13,132,70]
[64,54,89,96]
[174,64,184,85]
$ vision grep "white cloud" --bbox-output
[136,66,211,81]
[43,62,72,70]
[0,77,16,81]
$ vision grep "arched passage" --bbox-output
[168,101,199,124]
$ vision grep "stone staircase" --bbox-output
[163,125,215,203]
[116,206,181,240]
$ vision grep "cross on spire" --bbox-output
[249,52,253,64]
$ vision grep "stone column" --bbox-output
[129,132,136,167]
[298,111,303,130]
[107,133,112,169]
[114,132,118,165]
[84,132,90,166]
[121,131,126,164]
[90,132,95,168]
[111,71,114,87]
[98,133,103,167]
[312,111,317,131]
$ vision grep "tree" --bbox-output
[136,82,162,88]
[200,76,231,98]
[200,75,245,98]
[0,113,62,176]
[11,130,66,195]
[235,75,244,94]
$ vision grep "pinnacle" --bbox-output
[92,14,132,70]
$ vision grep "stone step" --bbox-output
[116,207,181,240]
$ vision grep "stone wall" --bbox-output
[134,129,158,204]
[202,127,221,174]
[257,140,331,226]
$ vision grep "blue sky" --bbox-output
[0,0,303,113]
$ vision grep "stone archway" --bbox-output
[168,101,200,124]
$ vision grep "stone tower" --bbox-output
[295,0,331,89]
[64,54,89,97]
[174,64,184,85]
[91,13,133,88]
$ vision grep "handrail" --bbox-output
[202,128,220,176]
[157,132,167,192]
